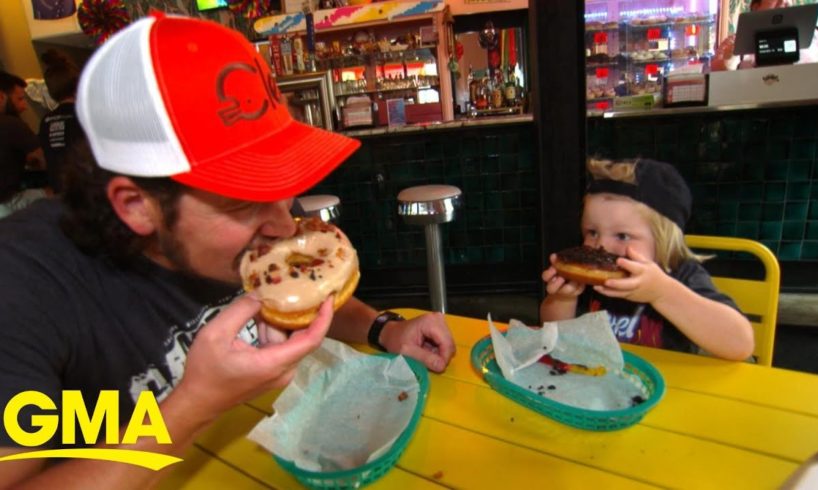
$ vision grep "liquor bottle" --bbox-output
[293,36,305,73]
[304,3,317,72]
[504,67,517,106]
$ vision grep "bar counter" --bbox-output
[342,114,534,138]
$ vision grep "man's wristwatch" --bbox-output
[367,311,405,352]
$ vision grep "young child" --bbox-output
[540,158,754,361]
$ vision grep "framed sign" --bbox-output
[386,98,406,127]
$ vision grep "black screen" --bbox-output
[755,27,800,66]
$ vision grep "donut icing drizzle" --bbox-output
[240,217,359,313]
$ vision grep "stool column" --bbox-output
[397,185,462,314]
[424,223,447,313]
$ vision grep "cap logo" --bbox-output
[215,59,282,126]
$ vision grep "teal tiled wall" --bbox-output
[588,106,818,261]
[311,123,540,276]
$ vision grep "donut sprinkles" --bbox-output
[240,217,359,329]
[553,246,627,286]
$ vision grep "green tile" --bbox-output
[501,191,519,209]
[765,161,789,180]
[788,160,811,182]
[499,134,519,153]
[790,141,816,160]
[793,113,818,138]
[763,203,784,220]
[779,242,802,260]
[722,119,741,141]
[718,222,737,235]
[810,202,818,220]
[788,182,811,201]
[765,183,787,202]
[739,203,762,220]
[744,160,765,180]
[719,183,740,199]
[482,176,500,192]
[719,202,739,220]
[783,221,805,240]
[656,124,677,144]
[503,245,522,262]
[483,137,500,156]
[736,222,759,238]
[803,241,818,259]
[785,202,808,221]
[812,182,818,199]
[769,117,794,139]
[760,221,782,240]
[462,157,480,175]
[517,152,533,170]
[806,222,818,240]
[761,240,779,254]
[746,119,769,141]
[739,183,763,200]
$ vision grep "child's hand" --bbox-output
[594,247,672,304]
[542,254,586,298]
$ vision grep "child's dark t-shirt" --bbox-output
[576,260,741,353]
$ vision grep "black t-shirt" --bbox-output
[0,199,256,447]
[577,260,741,353]
[38,102,84,193]
[0,115,40,203]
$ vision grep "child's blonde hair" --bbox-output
[587,158,704,271]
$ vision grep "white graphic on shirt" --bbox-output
[128,292,259,404]
[608,304,645,342]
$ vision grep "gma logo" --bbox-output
[1,390,181,470]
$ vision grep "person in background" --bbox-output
[540,158,754,361]
[0,71,45,218]
[0,70,31,116]
[0,13,454,488]
[711,0,818,70]
[38,49,84,194]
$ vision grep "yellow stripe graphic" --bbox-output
[0,449,182,471]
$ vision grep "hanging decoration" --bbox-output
[77,0,131,46]
[227,0,275,19]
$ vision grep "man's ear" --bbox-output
[106,176,161,236]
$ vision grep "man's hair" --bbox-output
[60,138,187,265]
[41,50,79,102]
[585,158,704,271]
[0,71,26,94]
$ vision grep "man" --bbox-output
[0,72,45,218]
[711,0,818,70]
[0,13,455,488]
[0,71,30,117]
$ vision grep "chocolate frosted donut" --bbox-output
[553,246,627,286]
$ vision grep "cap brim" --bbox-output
[171,121,360,202]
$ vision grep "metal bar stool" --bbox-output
[297,194,341,223]
[397,185,462,313]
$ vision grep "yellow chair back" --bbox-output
[684,235,780,366]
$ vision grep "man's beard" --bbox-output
[155,228,198,279]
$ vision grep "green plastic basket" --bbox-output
[273,355,429,489]
[470,335,665,431]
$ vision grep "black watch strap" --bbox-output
[367,311,405,352]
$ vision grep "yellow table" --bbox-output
[162,308,818,489]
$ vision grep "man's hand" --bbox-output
[174,294,333,424]
[379,312,455,373]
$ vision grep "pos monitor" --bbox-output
[733,3,818,66]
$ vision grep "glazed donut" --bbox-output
[240,217,360,330]
[553,246,627,286]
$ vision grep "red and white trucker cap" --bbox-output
[76,12,360,202]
